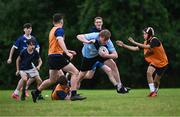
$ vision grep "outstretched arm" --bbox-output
[76,34,95,44]
[116,40,140,51]
[128,37,150,49]
[7,46,16,64]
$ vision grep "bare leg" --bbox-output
[101,65,117,86]
[84,70,95,79]
[13,79,24,95]
[104,59,122,86]
[147,65,156,92]
[76,71,88,89]
[154,74,161,92]
[62,63,79,91]
[38,70,59,91]
[26,78,35,90]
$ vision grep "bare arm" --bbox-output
[128,37,150,49]
[57,37,73,59]
[7,46,16,64]
[76,34,95,44]
[100,51,118,59]
[116,40,140,51]
[16,56,20,76]
[36,57,42,70]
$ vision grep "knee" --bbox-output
[147,71,153,78]
[22,77,28,82]
[106,67,112,74]
[109,61,117,70]
[72,69,79,76]
[49,78,57,84]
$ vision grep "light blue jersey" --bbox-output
[82,32,116,58]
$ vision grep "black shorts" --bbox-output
[151,64,168,77]
[80,56,108,71]
[48,55,70,70]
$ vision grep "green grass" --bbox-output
[0,89,180,116]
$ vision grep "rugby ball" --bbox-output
[98,46,109,56]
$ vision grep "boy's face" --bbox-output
[28,43,35,50]
[24,27,32,35]
[143,32,148,40]
[99,36,108,45]
[94,19,103,30]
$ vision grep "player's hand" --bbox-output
[128,37,135,43]
[69,50,77,56]
[36,66,40,71]
[88,40,96,44]
[66,52,73,60]
[16,70,19,76]
[116,40,124,47]
[99,51,109,58]
[7,58,12,64]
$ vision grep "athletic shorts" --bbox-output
[80,56,108,71]
[48,55,70,70]
[150,64,168,77]
[20,68,39,78]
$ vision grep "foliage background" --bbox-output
[0,0,179,89]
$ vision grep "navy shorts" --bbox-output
[80,56,108,71]
[48,55,70,70]
[151,64,168,77]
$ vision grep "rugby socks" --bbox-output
[14,89,19,95]
[148,83,155,92]
[115,83,122,88]
[35,89,41,95]
[115,83,122,91]
[155,88,159,93]
[71,90,77,97]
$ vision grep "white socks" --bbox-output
[14,89,19,95]
[117,82,122,89]
[148,83,155,92]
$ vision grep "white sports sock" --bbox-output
[155,88,159,93]
[148,83,155,92]
[117,82,122,89]
[14,89,19,95]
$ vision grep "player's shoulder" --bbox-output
[16,35,25,41]
[151,37,161,43]
[20,48,27,55]
[56,28,64,32]
[31,35,37,40]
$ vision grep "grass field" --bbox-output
[0,89,180,116]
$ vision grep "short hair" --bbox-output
[57,75,68,85]
[23,23,32,29]
[94,16,103,22]
[53,13,63,23]
[26,38,36,45]
[99,29,111,40]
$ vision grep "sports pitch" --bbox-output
[0,89,180,116]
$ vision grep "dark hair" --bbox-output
[53,13,63,23]
[26,38,36,45]
[57,75,68,85]
[23,23,32,29]
[99,29,111,40]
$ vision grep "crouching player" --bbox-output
[51,75,71,100]
[15,39,43,101]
